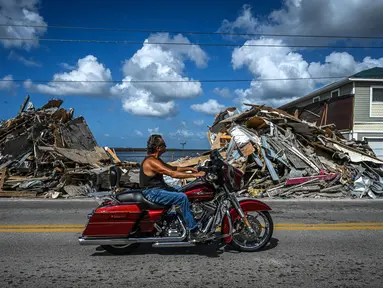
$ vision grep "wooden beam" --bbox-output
[0,168,7,193]
[105,147,121,163]
[0,191,38,198]
[18,95,30,115]
[168,152,227,167]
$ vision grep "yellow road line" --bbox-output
[0,224,84,228]
[275,222,383,227]
[275,226,383,231]
[0,229,83,233]
[0,222,382,233]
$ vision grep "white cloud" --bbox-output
[169,129,206,140]
[308,52,383,82]
[218,4,258,37]
[135,130,143,136]
[0,0,47,49]
[170,129,194,138]
[193,120,205,126]
[24,55,112,96]
[219,2,383,42]
[232,38,315,107]
[104,133,110,137]
[190,99,225,115]
[59,63,76,70]
[180,121,187,128]
[232,38,383,108]
[111,33,208,118]
[148,127,160,135]
[0,75,19,92]
[8,51,41,67]
[213,87,231,98]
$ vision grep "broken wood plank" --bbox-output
[285,173,338,185]
[54,146,110,165]
[211,132,223,150]
[105,147,121,163]
[331,141,383,165]
[0,191,38,197]
[280,178,320,196]
[0,168,7,192]
[240,142,255,157]
[18,95,30,115]
[261,148,279,183]
[168,152,227,167]
[0,160,13,170]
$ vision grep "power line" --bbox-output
[1,23,383,40]
[0,76,346,83]
[0,37,382,49]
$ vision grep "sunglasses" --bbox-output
[158,143,167,148]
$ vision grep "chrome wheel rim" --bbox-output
[232,212,270,250]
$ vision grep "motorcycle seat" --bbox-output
[116,190,167,210]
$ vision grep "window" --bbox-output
[370,86,383,117]
[331,89,340,98]
[372,88,383,102]
[312,96,320,103]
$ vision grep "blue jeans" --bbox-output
[142,186,197,230]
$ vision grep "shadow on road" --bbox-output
[90,237,279,258]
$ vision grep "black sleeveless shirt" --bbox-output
[139,156,167,189]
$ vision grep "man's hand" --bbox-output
[189,167,199,173]
[195,171,206,178]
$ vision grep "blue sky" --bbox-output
[1,0,383,149]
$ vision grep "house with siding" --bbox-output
[279,67,383,159]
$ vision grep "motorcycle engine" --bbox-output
[154,214,183,237]
[190,203,204,220]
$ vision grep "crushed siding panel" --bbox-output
[354,123,383,131]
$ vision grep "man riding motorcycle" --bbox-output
[139,134,205,239]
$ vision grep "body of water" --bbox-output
[116,150,207,163]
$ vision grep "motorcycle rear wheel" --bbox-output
[230,211,273,252]
[101,243,140,255]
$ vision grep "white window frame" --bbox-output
[369,86,383,118]
[312,96,320,103]
[330,88,340,98]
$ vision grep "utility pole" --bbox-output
[180,141,187,157]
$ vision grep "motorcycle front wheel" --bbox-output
[230,211,273,252]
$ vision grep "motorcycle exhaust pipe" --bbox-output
[152,242,195,248]
[78,234,187,246]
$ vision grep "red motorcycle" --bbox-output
[79,149,273,254]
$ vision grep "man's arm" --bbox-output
[162,161,198,173]
[176,167,198,173]
[148,158,204,179]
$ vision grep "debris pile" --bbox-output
[0,96,139,198]
[170,104,383,199]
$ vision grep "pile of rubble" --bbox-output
[2,95,382,200]
[0,96,138,198]
[170,104,383,199]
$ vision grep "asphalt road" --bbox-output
[1,199,383,288]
